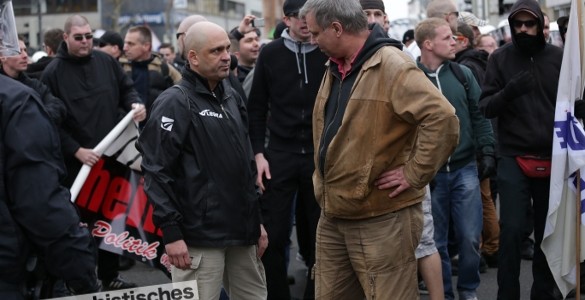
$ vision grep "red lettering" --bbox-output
[102,177,131,220]
[142,241,160,259]
[90,220,160,260]
[76,159,109,212]
[91,220,111,237]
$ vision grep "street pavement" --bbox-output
[120,229,551,300]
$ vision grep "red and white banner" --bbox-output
[71,110,170,275]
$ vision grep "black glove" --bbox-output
[575,99,585,119]
[477,155,496,181]
[504,70,536,100]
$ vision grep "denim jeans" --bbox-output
[431,161,482,300]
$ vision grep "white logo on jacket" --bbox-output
[161,116,174,131]
[199,109,223,119]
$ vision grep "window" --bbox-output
[45,0,97,14]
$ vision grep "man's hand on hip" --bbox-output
[374,166,412,198]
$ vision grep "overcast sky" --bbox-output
[384,0,409,21]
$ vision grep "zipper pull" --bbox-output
[220,104,230,120]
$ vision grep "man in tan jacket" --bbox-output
[301,0,459,299]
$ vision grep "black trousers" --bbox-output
[496,156,559,300]
[260,149,320,300]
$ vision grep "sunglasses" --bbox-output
[72,33,93,41]
[512,19,537,28]
[176,32,185,40]
[453,35,466,42]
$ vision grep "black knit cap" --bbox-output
[283,0,307,16]
[402,29,414,44]
[360,0,385,12]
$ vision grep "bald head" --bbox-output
[178,15,207,34]
[177,15,207,57]
[426,0,458,32]
[185,22,231,88]
[185,21,224,53]
[64,15,90,34]
[426,0,456,18]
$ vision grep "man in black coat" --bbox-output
[42,14,146,290]
[0,5,99,296]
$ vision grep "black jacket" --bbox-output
[119,54,178,113]
[137,68,261,247]
[42,42,141,185]
[0,69,66,125]
[26,56,54,79]
[248,29,328,154]
[455,48,488,85]
[479,0,563,157]
[0,76,98,293]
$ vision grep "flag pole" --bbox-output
[577,171,581,298]
[577,1,584,297]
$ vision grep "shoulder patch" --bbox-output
[161,116,174,131]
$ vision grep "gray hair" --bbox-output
[299,0,368,35]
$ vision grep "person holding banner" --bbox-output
[0,2,100,298]
[41,15,146,291]
[479,0,563,298]
[138,21,268,300]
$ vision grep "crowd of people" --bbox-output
[0,0,576,299]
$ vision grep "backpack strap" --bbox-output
[172,85,190,111]
[449,62,469,92]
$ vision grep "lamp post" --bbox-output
[37,0,42,48]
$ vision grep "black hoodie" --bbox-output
[479,0,563,157]
[319,23,403,173]
[248,29,329,155]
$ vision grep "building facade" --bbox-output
[13,0,263,50]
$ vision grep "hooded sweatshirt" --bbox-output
[479,0,563,157]
[312,23,459,219]
[318,24,403,173]
[247,29,328,154]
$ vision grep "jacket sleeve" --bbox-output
[465,67,495,155]
[2,89,98,293]
[137,88,190,245]
[247,52,270,154]
[29,77,67,126]
[479,53,510,118]
[391,62,460,189]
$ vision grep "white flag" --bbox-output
[542,1,585,297]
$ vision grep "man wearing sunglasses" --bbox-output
[479,0,563,299]
[41,14,146,291]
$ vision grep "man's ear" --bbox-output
[331,22,342,35]
[188,49,198,66]
[423,39,432,51]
